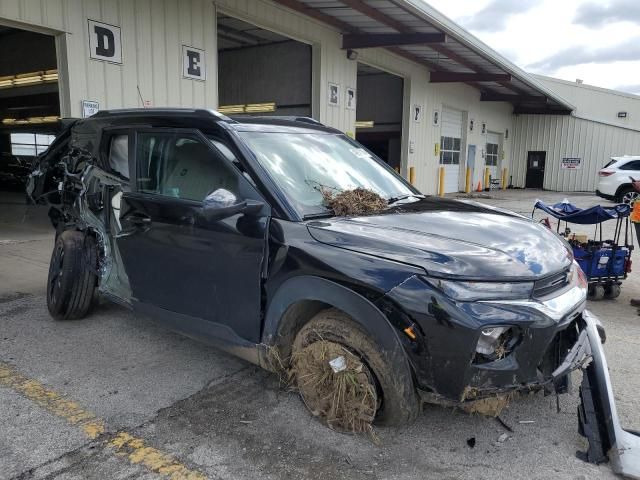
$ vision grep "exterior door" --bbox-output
[116,129,269,343]
[440,107,463,193]
[526,151,546,188]
[485,132,500,182]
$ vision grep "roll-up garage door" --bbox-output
[440,107,463,193]
[486,132,500,183]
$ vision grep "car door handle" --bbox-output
[125,213,152,227]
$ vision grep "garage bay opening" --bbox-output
[0,26,59,193]
[217,14,312,118]
[355,63,404,171]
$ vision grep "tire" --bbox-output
[292,308,420,427]
[605,283,621,299]
[588,284,605,301]
[47,230,98,320]
[616,186,639,205]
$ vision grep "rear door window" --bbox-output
[619,160,640,171]
[108,134,130,179]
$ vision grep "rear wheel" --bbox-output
[616,186,639,205]
[291,308,420,429]
[588,284,605,301]
[47,231,98,320]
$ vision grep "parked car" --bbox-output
[596,155,640,204]
[27,109,639,477]
[0,152,32,188]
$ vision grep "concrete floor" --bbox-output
[0,189,638,480]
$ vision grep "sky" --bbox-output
[422,0,640,95]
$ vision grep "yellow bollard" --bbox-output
[409,166,416,185]
[501,167,508,190]
[484,167,490,191]
[465,167,472,194]
[439,166,445,197]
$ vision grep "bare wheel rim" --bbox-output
[622,191,639,205]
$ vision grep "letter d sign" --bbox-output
[88,20,122,64]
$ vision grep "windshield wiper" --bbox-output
[387,194,425,205]
[302,211,336,221]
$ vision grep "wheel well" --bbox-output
[615,183,632,198]
[270,300,332,363]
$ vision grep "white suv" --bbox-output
[596,155,640,204]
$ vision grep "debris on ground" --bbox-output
[497,433,510,443]
[290,339,378,437]
[460,393,514,417]
[320,187,387,216]
[495,416,513,432]
[466,437,476,448]
[518,420,535,424]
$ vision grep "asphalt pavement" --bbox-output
[1,189,638,480]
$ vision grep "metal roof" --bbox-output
[273,0,574,114]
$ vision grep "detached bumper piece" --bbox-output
[576,311,640,479]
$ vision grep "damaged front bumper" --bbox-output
[577,310,640,479]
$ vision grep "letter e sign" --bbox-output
[182,45,206,81]
[88,20,122,64]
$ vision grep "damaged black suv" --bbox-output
[29,109,639,476]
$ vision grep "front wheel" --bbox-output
[291,308,420,430]
[47,231,98,320]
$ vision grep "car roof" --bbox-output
[611,155,640,163]
[75,108,341,135]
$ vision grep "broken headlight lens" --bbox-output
[476,326,510,356]
[427,278,534,302]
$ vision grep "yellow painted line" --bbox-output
[0,361,207,480]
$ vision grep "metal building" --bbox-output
[511,76,640,192]
[1,0,619,197]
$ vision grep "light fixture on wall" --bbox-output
[618,111,628,118]
[346,49,359,61]
[0,70,58,89]
[355,120,374,128]
[218,102,277,114]
[505,128,509,139]
[2,116,60,125]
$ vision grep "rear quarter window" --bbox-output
[619,160,640,171]
[108,135,129,179]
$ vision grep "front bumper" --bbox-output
[578,310,640,479]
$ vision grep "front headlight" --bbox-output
[425,277,534,301]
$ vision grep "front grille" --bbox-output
[533,268,571,298]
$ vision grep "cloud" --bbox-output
[528,37,640,71]
[458,0,536,32]
[614,83,640,95]
[574,0,640,27]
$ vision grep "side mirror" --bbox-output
[200,188,263,221]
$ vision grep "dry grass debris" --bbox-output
[320,187,387,216]
[290,340,378,437]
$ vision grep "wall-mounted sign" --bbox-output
[182,45,206,81]
[328,82,340,106]
[562,157,582,169]
[88,20,122,64]
[413,104,422,123]
[81,100,100,118]
[346,87,356,110]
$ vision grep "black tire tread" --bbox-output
[47,230,97,320]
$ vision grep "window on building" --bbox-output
[440,136,461,165]
[10,133,55,156]
[486,143,499,166]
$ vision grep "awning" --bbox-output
[274,0,574,114]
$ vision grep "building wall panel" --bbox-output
[512,114,640,191]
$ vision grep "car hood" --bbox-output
[306,197,572,280]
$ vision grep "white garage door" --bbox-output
[440,107,463,193]
[486,132,500,183]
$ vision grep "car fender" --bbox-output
[261,275,414,388]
